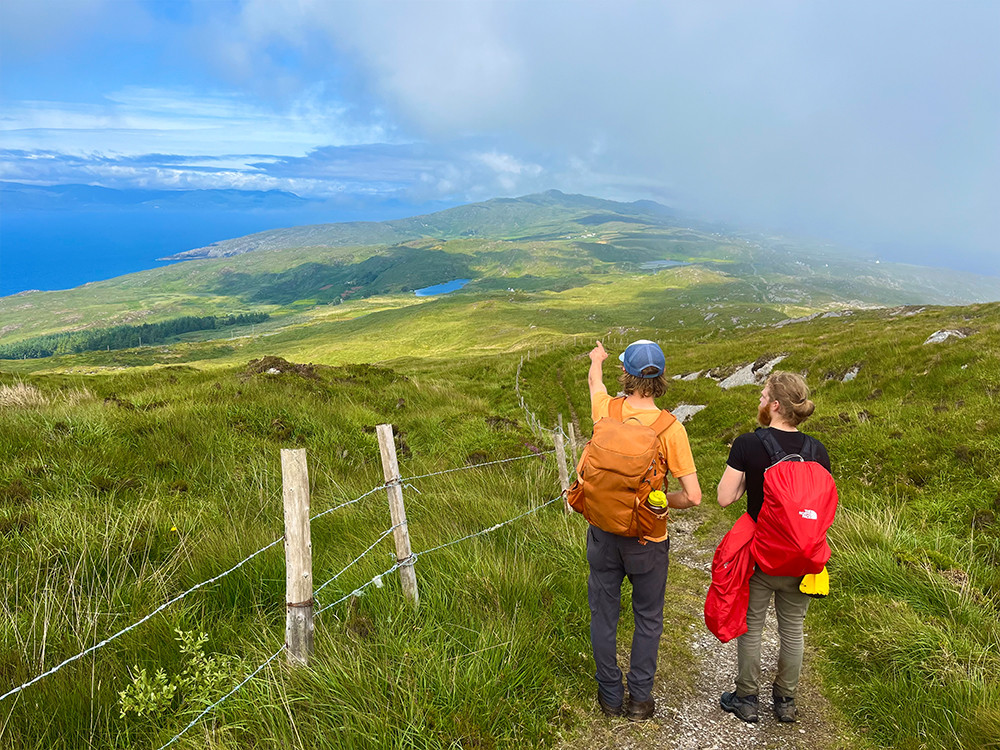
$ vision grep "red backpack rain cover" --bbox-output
[704,512,756,643]
[749,430,838,577]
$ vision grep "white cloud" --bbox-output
[0,87,391,157]
[3,0,998,274]
[219,0,999,272]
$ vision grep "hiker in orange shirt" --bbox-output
[582,340,701,720]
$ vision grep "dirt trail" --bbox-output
[558,512,850,750]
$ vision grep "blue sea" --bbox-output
[0,208,345,297]
[0,197,459,298]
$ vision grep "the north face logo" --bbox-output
[799,509,818,520]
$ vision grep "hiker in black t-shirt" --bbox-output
[715,371,832,724]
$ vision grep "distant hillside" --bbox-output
[159,190,676,260]
[1,190,998,349]
[0,182,310,211]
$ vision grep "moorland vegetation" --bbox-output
[1,193,998,749]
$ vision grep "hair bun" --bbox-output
[795,399,816,419]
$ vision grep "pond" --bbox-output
[414,278,472,296]
[639,260,686,270]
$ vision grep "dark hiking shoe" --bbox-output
[625,695,655,721]
[597,691,623,717]
[720,691,759,723]
[772,686,797,723]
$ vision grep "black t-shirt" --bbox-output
[726,427,832,521]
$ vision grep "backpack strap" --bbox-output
[649,409,677,436]
[799,435,819,461]
[755,427,788,466]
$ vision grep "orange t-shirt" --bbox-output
[589,392,697,542]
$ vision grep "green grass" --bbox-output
[1,269,998,748]
[0,356,598,748]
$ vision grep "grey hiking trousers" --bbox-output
[586,525,669,705]
[735,567,811,699]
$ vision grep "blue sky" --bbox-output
[2,0,999,274]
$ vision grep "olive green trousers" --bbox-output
[735,567,811,699]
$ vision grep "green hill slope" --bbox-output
[2,192,998,354]
[2,267,998,749]
[158,190,678,260]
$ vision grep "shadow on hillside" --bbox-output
[211,246,474,305]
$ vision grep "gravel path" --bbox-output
[558,512,848,750]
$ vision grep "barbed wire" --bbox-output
[156,559,404,750]
[5,437,566,727]
[0,533,286,703]
[0,482,384,703]
[310,484,383,522]
[399,449,556,483]
[414,494,563,559]
[315,561,402,617]
[4,449,550,702]
[155,643,286,750]
[152,491,564,748]
[313,523,401,599]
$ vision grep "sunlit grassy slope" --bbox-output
[2,259,998,749]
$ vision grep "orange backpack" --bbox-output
[565,397,676,543]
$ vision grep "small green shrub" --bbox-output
[119,629,237,720]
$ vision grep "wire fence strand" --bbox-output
[155,644,286,750]
[313,523,401,600]
[400,449,556,483]
[143,488,564,749]
[156,559,405,749]
[0,482,384,703]
[5,437,565,736]
[0,534,285,703]
[415,494,563,559]
[315,561,403,617]
[310,484,383,522]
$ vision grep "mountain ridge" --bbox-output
[157,190,677,260]
[0,181,310,211]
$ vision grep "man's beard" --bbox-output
[757,403,772,427]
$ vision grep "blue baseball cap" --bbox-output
[619,339,666,378]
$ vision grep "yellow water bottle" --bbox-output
[646,490,668,512]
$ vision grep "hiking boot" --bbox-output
[597,691,623,717]
[625,695,655,721]
[772,685,797,723]
[720,691,759,723]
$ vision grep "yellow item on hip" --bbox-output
[799,566,830,598]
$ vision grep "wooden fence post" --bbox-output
[553,428,571,514]
[376,424,420,607]
[567,421,579,470]
[281,448,314,665]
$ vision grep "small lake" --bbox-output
[414,279,472,296]
[639,260,686,270]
